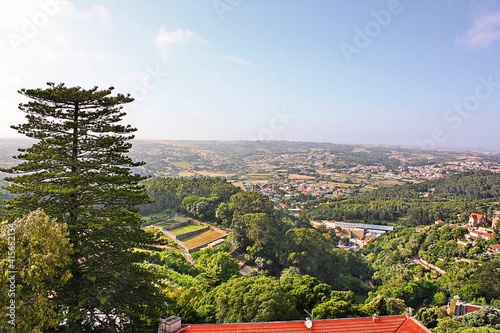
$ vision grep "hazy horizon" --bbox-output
[1,136,499,153]
[1,1,499,149]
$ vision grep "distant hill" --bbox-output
[124,140,499,177]
[1,138,499,180]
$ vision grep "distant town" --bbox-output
[126,140,500,205]
[4,139,498,204]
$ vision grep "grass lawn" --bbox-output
[182,229,227,250]
[169,224,207,236]
[156,220,180,228]
[319,181,353,188]
[142,210,175,224]
[170,161,193,168]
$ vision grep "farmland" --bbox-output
[182,229,228,250]
[169,223,208,237]
[156,220,228,252]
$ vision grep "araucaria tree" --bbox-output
[3,83,162,332]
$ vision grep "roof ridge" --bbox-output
[395,316,432,333]
[394,316,408,332]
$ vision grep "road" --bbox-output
[411,255,446,275]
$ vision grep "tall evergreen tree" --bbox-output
[3,83,162,332]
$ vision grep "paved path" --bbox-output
[411,255,446,275]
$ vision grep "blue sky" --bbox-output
[1,0,499,149]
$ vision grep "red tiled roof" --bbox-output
[177,316,431,333]
[470,213,486,221]
[490,244,500,250]
[395,317,432,333]
[465,305,482,314]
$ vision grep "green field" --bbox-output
[170,161,193,168]
[156,220,180,228]
[142,209,175,224]
[319,181,354,188]
[169,223,207,236]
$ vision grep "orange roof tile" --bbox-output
[396,317,432,333]
[177,316,431,333]
[470,213,486,220]
[465,305,482,314]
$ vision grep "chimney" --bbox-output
[158,316,182,333]
[372,314,380,323]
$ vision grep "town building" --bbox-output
[464,226,494,241]
[488,244,500,255]
[447,296,482,317]
[324,221,394,238]
[469,213,487,227]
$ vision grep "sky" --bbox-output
[1,0,499,149]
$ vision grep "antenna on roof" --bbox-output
[164,302,169,316]
[304,309,313,329]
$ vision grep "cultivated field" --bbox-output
[177,171,196,177]
[288,174,315,180]
[169,223,207,237]
[195,170,236,178]
[182,229,227,250]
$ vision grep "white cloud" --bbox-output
[153,27,205,59]
[0,1,123,138]
[456,12,500,48]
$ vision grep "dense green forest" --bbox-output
[306,171,500,225]
[134,171,500,330]
[140,177,370,290]
[361,224,500,331]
